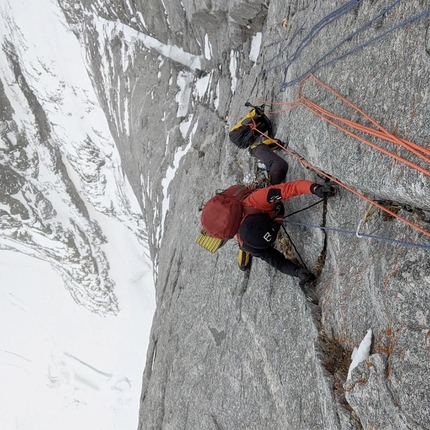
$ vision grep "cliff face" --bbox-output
[131,1,430,428]
[2,0,430,428]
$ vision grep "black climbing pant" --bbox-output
[253,144,288,185]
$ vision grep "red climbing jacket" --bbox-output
[239,180,314,240]
[242,180,314,213]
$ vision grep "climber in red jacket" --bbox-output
[240,144,336,287]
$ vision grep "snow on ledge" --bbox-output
[347,329,372,380]
[94,18,203,71]
[249,32,262,63]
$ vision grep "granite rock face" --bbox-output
[118,0,429,429]
[3,0,430,428]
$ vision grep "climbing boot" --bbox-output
[296,268,318,304]
[296,268,316,285]
[262,138,288,151]
[249,138,287,155]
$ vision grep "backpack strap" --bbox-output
[221,185,252,202]
[242,206,265,216]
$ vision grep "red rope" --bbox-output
[250,74,430,239]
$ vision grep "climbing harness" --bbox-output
[244,74,430,246]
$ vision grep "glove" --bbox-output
[311,182,336,199]
[296,268,316,287]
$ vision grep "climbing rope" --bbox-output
[280,143,430,241]
[297,74,430,176]
[256,73,430,174]
[281,198,326,271]
[284,220,430,251]
[283,198,325,219]
[247,74,430,242]
[263,0,362,76]
[262,20,307,70]
[282,7,430,90]
[280,224,309,270]
[261,0,430,91]
[262,0,363,75]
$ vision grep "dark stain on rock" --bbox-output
[209,327,226,346]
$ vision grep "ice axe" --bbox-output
[245,101,265,115]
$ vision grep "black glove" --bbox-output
[296,268,316,287]
[311,182,336,199]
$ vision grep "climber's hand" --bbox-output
[311,182,337,199]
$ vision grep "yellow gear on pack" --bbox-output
[196,230,225,254]
[196,231,252,272]
[230,109,260,132]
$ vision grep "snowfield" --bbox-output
[0,0,156,428]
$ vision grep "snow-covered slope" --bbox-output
[0,238,153,429]
[0,0,155,428]
[0,0,149,315]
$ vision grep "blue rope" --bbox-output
[283,220,430,251]
[262,0,362,75]
[281,6,430,90]
[296,0,400,78]
[279,0,363,83]
[262,20,307,71]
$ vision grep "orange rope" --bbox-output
[301,98,430,163]
[250,74,430,239]
[306,74,430,158]
[256,73,430,167]
[302,99,430,176]
[252,127,430,239]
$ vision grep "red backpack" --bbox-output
[201,185,253,240]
